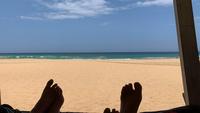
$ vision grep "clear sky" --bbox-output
[0,0,199,53]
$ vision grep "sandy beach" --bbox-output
[0,59,185,112]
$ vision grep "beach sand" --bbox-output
[0,59,185,112]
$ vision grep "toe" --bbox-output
[56,86,64,105]
[134,82,142,101]
[112,109,116,113]
[128,83,134,94]
[44,79,54,90]
[134,82,142,93]
[41,79,54,96]
[128,83,133,89]
[122,86,126,94]
[124,84,129,95]
[121,86,126,99]
[51,83,58,97]
[104,108,111,113]
[57,86,63,95]
[47,79,54,86]
[57,86,63,97]
[52,83,58,89]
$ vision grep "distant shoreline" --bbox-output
[0,52,181,59]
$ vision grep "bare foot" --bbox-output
[31,79,57,113]
[104,108,119,113]
[120,82,142,113]
[48,86,64,113]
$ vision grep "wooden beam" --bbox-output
[173,0,200,105]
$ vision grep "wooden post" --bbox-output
[173,0,200,105]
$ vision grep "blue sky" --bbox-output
[0,0,199,53]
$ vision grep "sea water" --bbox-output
[0,52,180,59]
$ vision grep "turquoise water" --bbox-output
[0,52,180,59]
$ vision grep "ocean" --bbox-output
[0,52,180,59]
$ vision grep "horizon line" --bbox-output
[0,51,181,54]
